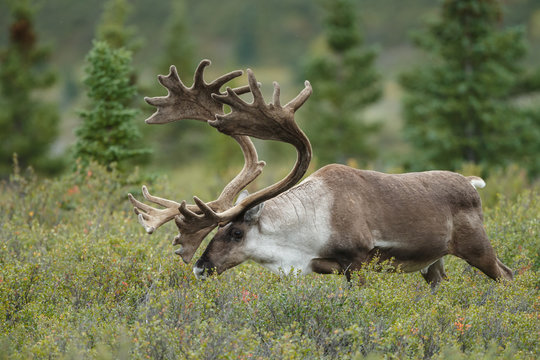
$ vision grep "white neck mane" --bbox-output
[243,177,334,275]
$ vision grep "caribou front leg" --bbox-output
[420,258,448,288]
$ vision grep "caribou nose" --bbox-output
[193,258,214,280]
[193,265,205,280]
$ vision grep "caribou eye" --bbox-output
[231,229,244,240]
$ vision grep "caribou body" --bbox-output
[129,60,512,287]
[194,165,513,286]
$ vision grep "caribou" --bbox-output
[128,60,513,287]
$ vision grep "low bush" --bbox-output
[0,163,538,359]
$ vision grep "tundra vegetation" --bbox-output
[0,161,538,359]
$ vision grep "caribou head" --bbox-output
[129,60,513,287]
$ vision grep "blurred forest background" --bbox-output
[0,0,539,180]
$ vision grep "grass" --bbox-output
[0,162,538,359]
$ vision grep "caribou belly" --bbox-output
[372,238,446,273]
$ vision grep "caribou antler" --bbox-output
[175,69,312,235]
[128,186,180,234]
[129,61,311,264]
[210,69,312,148]
[171,134,265,262]
[129,135,264,262]
[144,59,250,124]
[128,60,265,263]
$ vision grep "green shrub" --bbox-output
[0,163,538,359]
[74,41,150,169]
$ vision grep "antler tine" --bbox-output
[192,59,211,88]
[230,84,252,96]
[128,193,173,234]
[172,223,215,261]
[286,80,313,111]
[212,87,247,109]
[172,198,222,262]
[178,197,220,227]
[159,65,184,92]
[272,81,281,107]
[143,65,185,108]
[128,186,201,235]
[191,59,249,93]
[141,185,178,208]
[209,69,244,91]
[247,68,265,106]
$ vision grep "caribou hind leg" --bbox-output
[451,211,513,281]
[461,252,513,281]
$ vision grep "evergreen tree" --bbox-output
[74,41,149,169]
[96,0,141,52]
[302,0,381,165]
[0,0,61,176]
[400,0,540,173]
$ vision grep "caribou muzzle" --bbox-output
[193,257,216,280]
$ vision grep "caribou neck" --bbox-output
[243,175,333,275]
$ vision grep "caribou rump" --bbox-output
[128,60,512,287]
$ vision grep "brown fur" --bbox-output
[310,164,512,286]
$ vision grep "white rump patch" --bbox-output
[469,177,486,189]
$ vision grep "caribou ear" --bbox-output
[235,190,250,205]
[244,202,264,224]
[236,190,264,223]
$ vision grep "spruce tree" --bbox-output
[96,0,141,52]
[400,0,540,173]
[0,0,60,176]
[302,0,381,165]
[74,41,149,169]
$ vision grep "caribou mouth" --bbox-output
[193,266,206,280]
